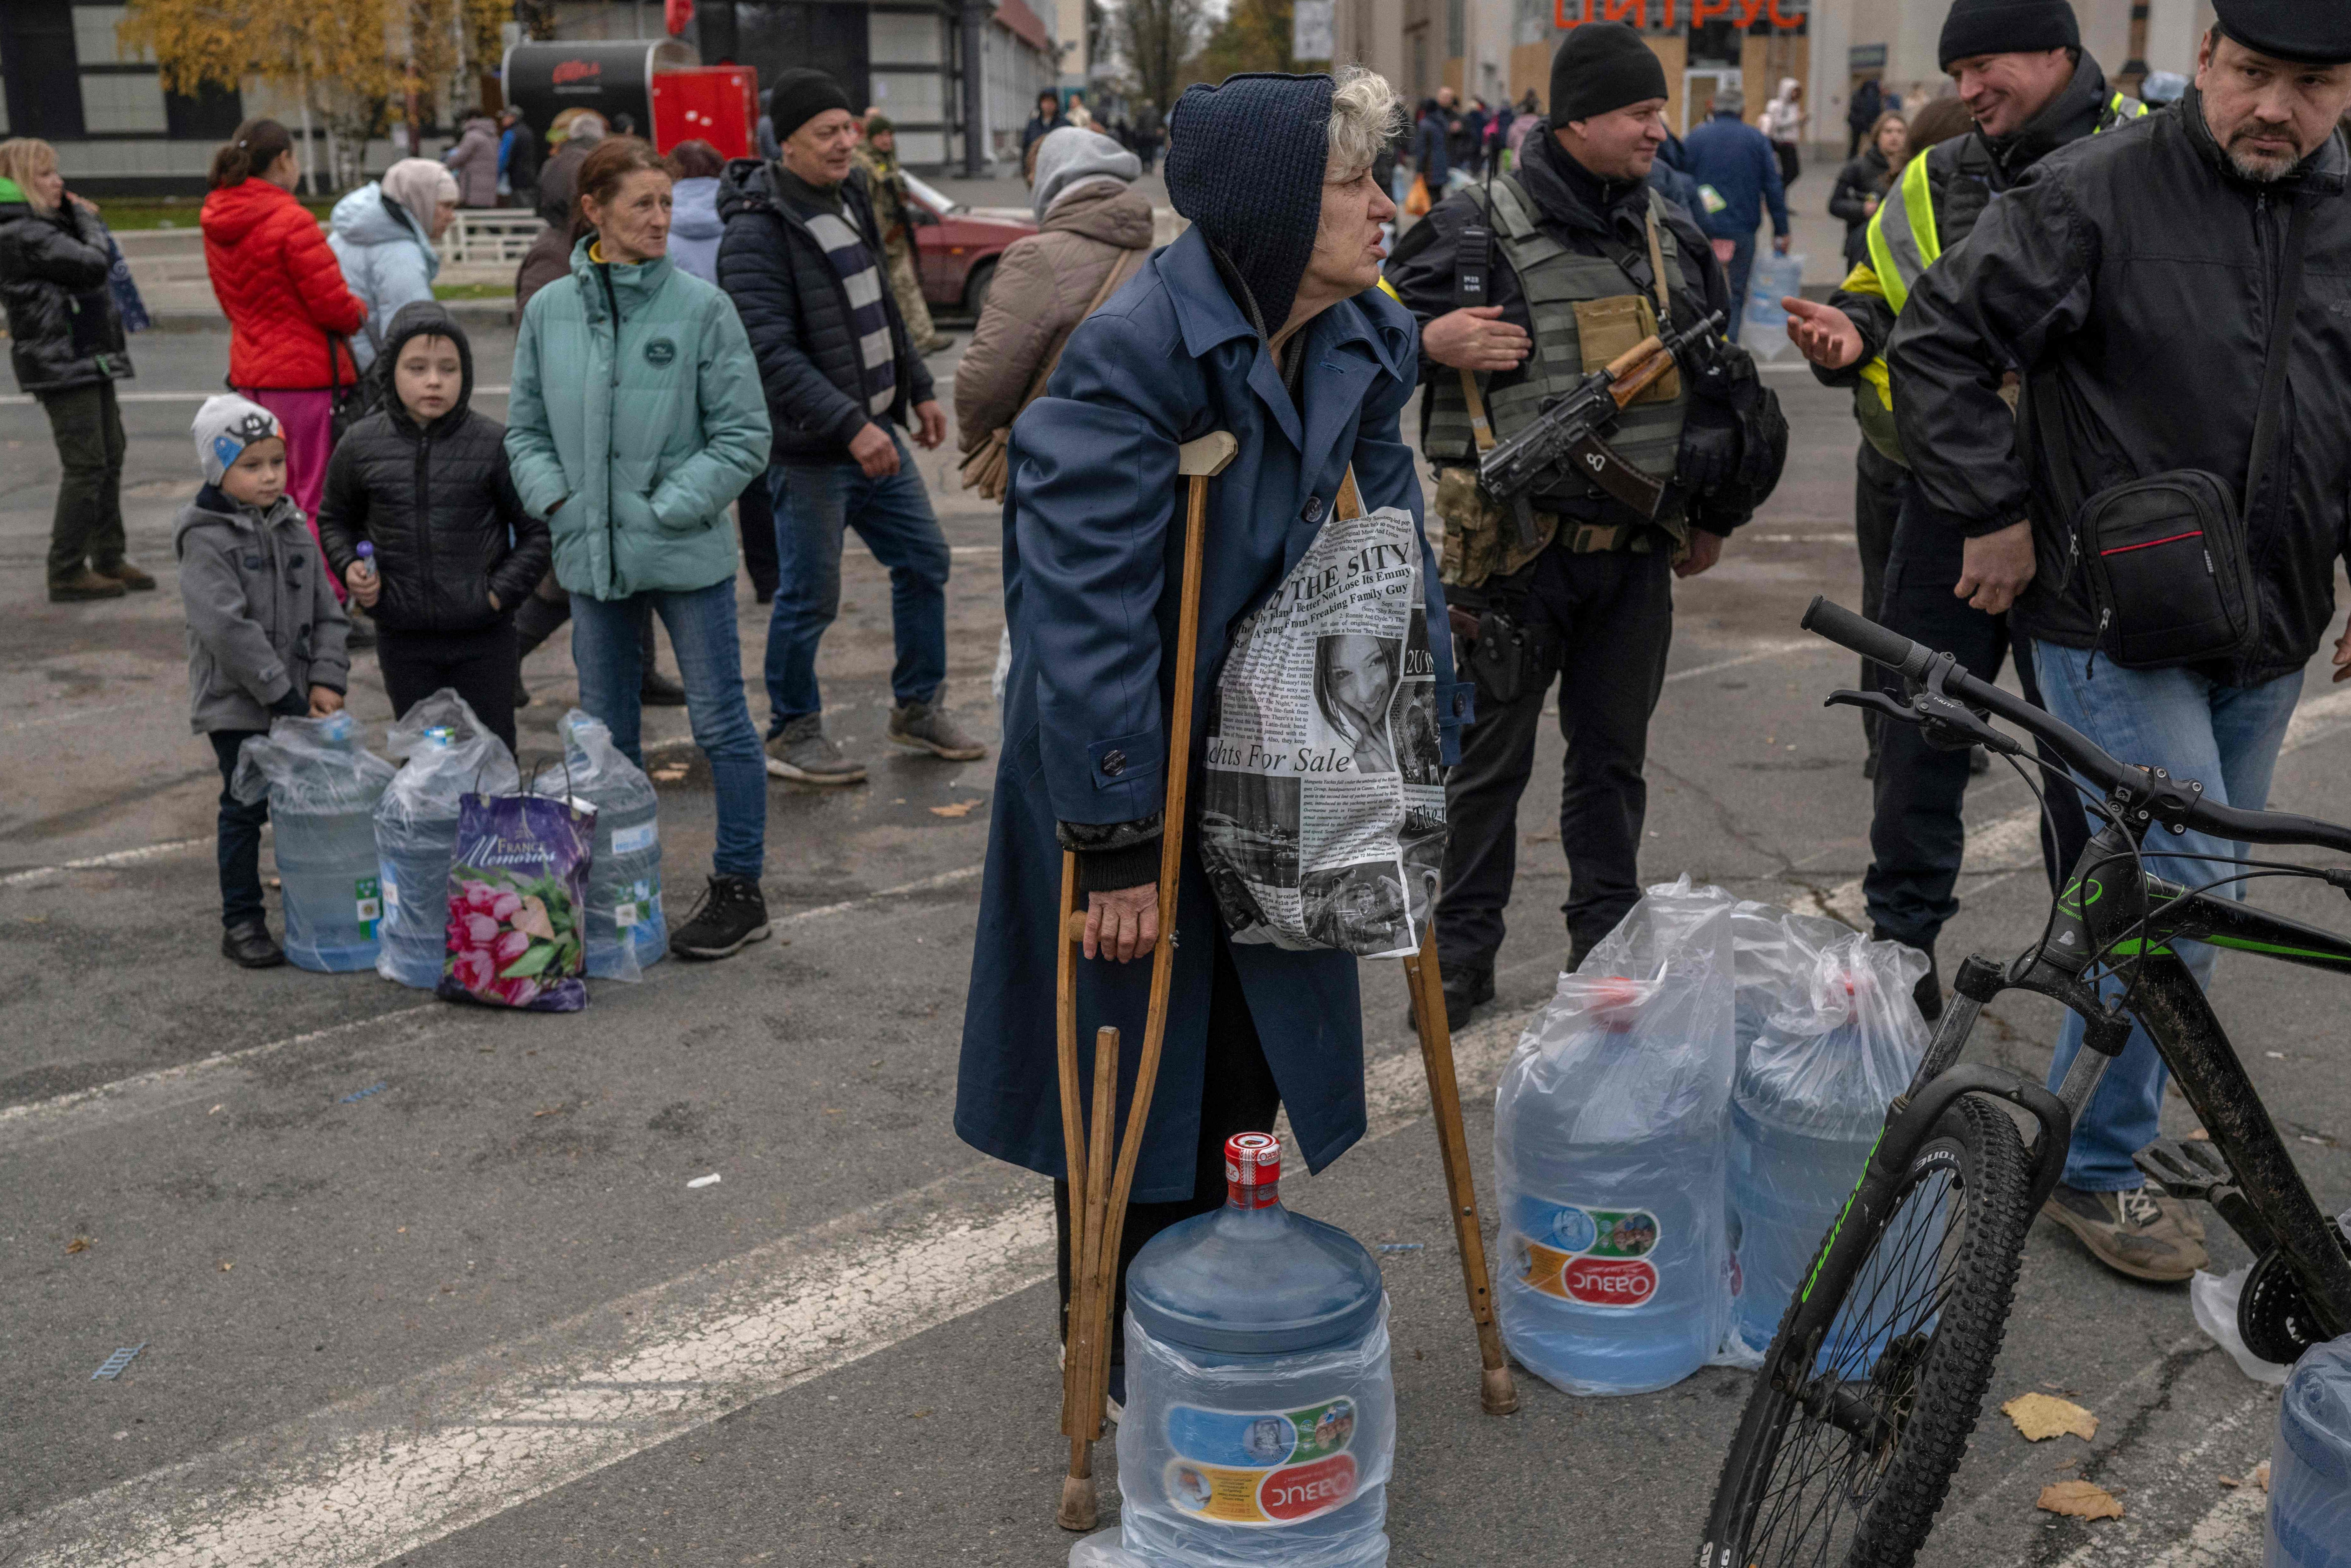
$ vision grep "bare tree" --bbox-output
[1116,0,1207,115]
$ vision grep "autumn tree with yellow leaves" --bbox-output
[119,0,508,190]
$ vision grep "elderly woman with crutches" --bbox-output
[954,67,1499,1528]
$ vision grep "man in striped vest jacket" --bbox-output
[1385,22,1781,1030]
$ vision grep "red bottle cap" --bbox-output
[1226,1132,1280,1209]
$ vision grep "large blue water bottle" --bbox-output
[2268,1330,2351,1567]
[233,712,394,972]
[1729,944,1925,1353]
[1114,1133,1396,1567]
[1494,975,1729,1394]
[556,711,667,977]
[373,692,519,989]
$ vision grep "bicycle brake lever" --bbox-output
[1823,689,1917,724]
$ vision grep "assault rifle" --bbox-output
[1476,310,1727,550]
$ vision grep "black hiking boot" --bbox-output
[222,918,286,969]
[670,875,772,960]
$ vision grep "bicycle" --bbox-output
[1700,597,2351,1568]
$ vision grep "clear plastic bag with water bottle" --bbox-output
[1728,931,1928,1354]
[534,711,665,980]
[232,712,397,972]
[1741,250,1806,359]
[1494,876,1738,1395]
[372,690,519,990]
[2267,1331,2351,1567]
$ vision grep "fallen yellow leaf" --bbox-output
[2005,1392,2100,1443]
[2219,1474,2240,1488]
[219,1261,234,1272]
[2255,1460,2271,1492]
[928,799,981,818]
[652,765,688,782]
[64,1236,90,1255]
[2037,1480,2124,1521]
[2187,1127,2210,1141]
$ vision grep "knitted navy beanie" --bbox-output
[1938,0,2080,70]
[1165,72,1336,337]
[1551,23,1670,123]
[2213,0,2351,64]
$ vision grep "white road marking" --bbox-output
[1819,686,2351,928]
[779,862,985,924]
[1662,638,1823,687]
[1,836,214,889]
[0,1002,1537,1568]
[2049,1381,2272,1568]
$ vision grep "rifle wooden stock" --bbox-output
[1602,334,1664,380]
[1610,348,1678,407]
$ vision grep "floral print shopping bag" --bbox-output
[438,791,594,1012]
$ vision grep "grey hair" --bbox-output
[1328,65,1403,178]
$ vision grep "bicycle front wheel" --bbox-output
[1702,1094,2034,1568]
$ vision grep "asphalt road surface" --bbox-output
[3,325,2346,1568]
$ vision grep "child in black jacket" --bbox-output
[317,301,549,750]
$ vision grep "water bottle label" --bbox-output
[1512,1203,1661,1309]
[1161,1398,1359,1525]
[354,876,382,937]
[381,871,400,911]
[612,823,658,856]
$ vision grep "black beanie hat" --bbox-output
[2212,0,2351,64]
[1938,0,2081,70]
[1551,23,1670,124]
[1165,72,1336,338]
[769,68,852,143]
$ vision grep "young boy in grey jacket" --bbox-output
[177,394,351,968]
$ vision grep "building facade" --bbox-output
[0,1,244,192]
[1336,0,2217,137]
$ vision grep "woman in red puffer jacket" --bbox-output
[201,117,368,593]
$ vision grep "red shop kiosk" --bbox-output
[503,39,759,158]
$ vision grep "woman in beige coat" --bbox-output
[953,126,1154,456]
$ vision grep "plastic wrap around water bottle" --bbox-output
[533,711,665,979]
[2266,1331,2351,1567]
[1495,877,1737,1395]
[1729,899,1847,1071]
[372,691,519,990]
[232,713,396,971]
[1728,931,1927,1355]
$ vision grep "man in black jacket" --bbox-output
[717,69,982,786]
[1889,0,2351,1282]
[1385,23,1784,1027]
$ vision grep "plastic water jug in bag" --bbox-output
[1740,251,1805,358]
[2267,1331,2351,1567]
[232,711,397,971]
[373,691,518,990]
[548,710,666,977]
[1101,1133,1396,1568]
[1729,933,1927,1354]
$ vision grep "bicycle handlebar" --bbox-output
[1800,596,2351,856]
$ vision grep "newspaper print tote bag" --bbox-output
[1200,469,1446,958]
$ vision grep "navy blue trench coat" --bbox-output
[955,227,1473,1203]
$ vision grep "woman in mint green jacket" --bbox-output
[505,136,775,961]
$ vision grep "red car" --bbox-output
[900,170,1036,316]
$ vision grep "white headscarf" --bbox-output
[380,157,458,237]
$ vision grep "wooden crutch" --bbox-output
[1054,429,1239,1532]
[1403,932,1519,1415]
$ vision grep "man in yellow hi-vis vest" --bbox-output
[1779,0,2134,1026]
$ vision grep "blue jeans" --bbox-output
[2032,641,2303,1190]
[572,579,766,881]
[764,429,951,734]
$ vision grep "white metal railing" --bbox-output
[441,210,548,266]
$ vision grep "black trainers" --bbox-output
[222,918,286,968]
[671,875,772,960]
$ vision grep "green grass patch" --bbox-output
[97,196,337,230]
[431,282,512,301]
